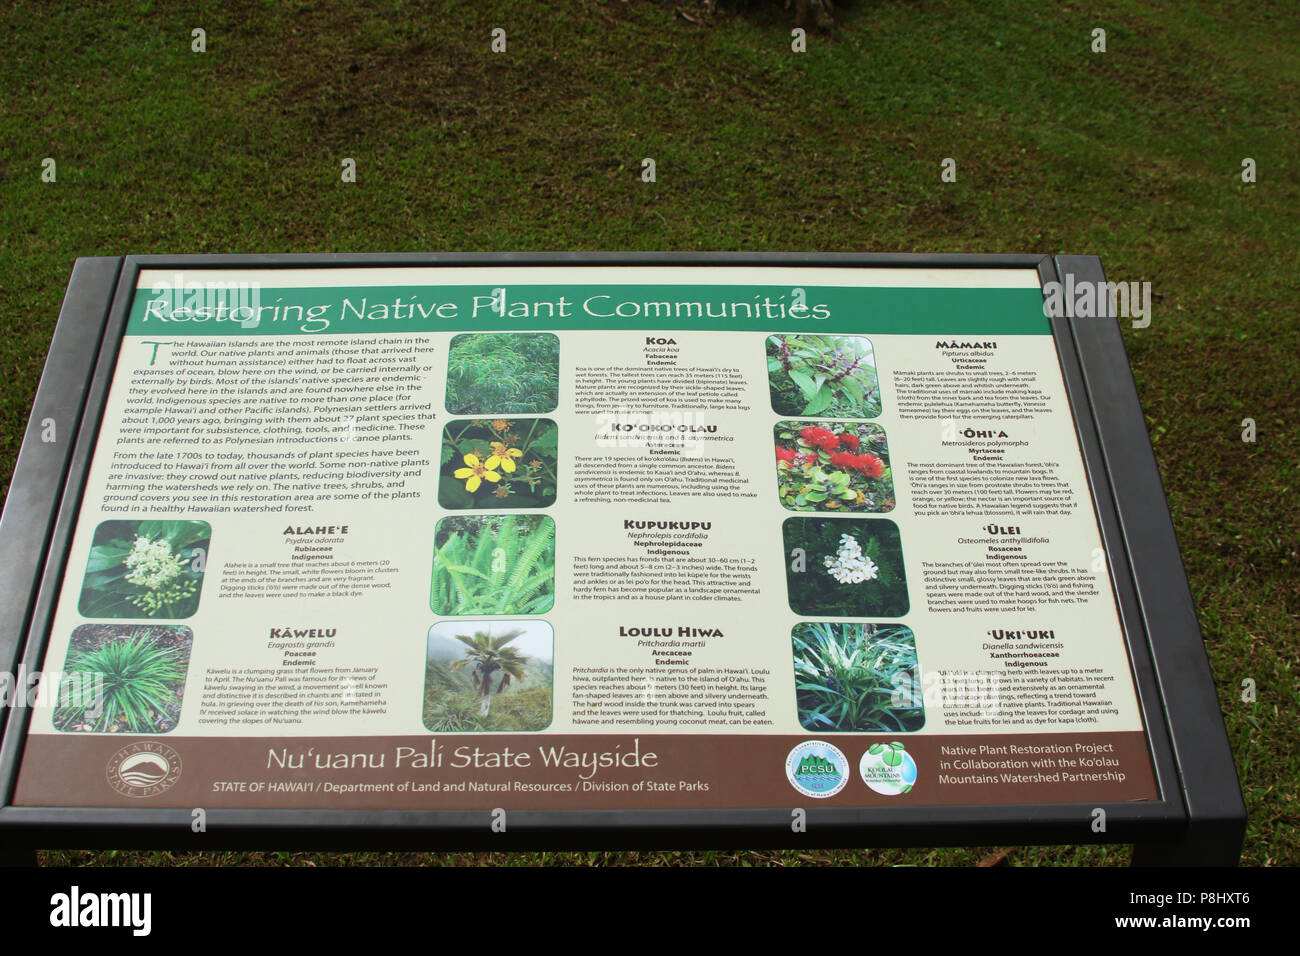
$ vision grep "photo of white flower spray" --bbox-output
[823,532,880,584]
[78,520,211,619]
[783,517,909,618]
[123,534,199,614]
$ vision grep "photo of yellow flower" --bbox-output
[489,442,524,472]
[453,453,502,492]
[438,419,558,510]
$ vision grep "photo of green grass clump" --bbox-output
[54,625,193,735]
[792,623,924,734]
[2,0,1294,867]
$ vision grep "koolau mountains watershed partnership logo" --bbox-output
[107,742,182,797]
[785,740,849,798]
[859,742,917,795]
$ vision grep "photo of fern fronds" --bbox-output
[792,622,923,734]
[431,514,556,616]
[445,332,560,415]
[424,621,554,732]
[438,418,558,510]
[53,624,193,734]
[77,519,210,619]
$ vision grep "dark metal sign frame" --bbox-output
[0,253,1245,864]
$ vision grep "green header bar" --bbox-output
[128,284,1049,336]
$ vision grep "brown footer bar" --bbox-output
[13,731,1158,809]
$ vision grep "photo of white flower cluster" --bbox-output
[823,533,880,584]
[79,519,210,620]
[124,535,197,615]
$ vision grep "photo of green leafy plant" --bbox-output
[438,418,558,510]
[766,333,881,418]
[445,332,560,415]
[783,517,909,617]
[53,624,192,734]
[77,520,211,619]
[431,514,556,616]
[424,621,553,732]
[792,622,924,733]
[776,421,895,513]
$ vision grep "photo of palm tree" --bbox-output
[423,621,553,732]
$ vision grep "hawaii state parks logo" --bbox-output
[785,740,849,798]
[106,742,182,798]
[859,741,917,795]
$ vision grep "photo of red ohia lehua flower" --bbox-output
[775,421,895,513]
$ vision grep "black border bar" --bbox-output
[1057,255,1246,865]
[0,256,121,694]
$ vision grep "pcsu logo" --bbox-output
[785,740,849,798]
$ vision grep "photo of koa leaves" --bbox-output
[53,624,192,734]
[78,520,211,619]
[783,517,909,617]
[445,332,560,415]
[431,513,556,616]
[424,621,554,733]
[438,417,558,509]
[766,333,881,418]
[775,421,895,513]
[792,622,924,734]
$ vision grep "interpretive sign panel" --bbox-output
[0,254,1243,860]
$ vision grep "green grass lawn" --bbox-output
[2,0,1296,866]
